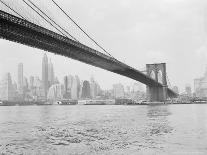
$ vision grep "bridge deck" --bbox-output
[0,10,177,97]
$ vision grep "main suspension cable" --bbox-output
[27,0,79,42]
[0,0,26,20]
[51,0,113,58]
[22,0,68,38]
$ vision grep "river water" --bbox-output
[0,104,207,155]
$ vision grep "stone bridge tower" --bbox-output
[146,63,168,102]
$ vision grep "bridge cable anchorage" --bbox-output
[26,0,79,42]
[51,0,114,58]
[0,0,26,20]
[22,0,71,39]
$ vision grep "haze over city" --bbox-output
[1,0,207,92]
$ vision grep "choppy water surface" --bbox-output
[0,104,207,155]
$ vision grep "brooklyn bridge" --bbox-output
[0,0,178,101]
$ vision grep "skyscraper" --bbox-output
[48,59,55,87]
[42,53,48,98]
[29,76,34,90]
[90,76,100,99]
[185,84,192,97]
[113,83,125,99]
[18,63,23,94]
[90,76,96,99]
[63,75,73,99]
[47,84,63,102]
[71,75,80,100]
[81,80,91,99]
[194,65,207,98]
[0,73,15,101]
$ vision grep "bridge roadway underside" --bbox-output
[0,10,177,98]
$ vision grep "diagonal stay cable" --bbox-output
[51,0,113,58]
[22,0,69,39]
[0,0,26,20]
[27,0,79,42]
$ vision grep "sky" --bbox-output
[1,0,207,92]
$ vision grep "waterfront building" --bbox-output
[33,76,44,100]
[13,81,17,92]
[17,63,23,94]
[90,76,101,99]
[0,73,15,101]
[75,75,81,99]
[63,75,72,98]
[113,83,125,99]
[185,84,192,97]
[71,75,80,99]
[81,80,91,99]
[48,59,55,87]
[29,76,34,90]
[47,84,63,102]
[79,80,83,98]
[63,76,69,98]
[63,75,73,99]
[194,66,207,98]
[42,53,49,98]
[102,90,113,99]
[23,77,29,91]
[90,77,96,99]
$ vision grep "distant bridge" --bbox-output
[0,10,178,101]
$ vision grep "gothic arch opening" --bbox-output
[157,70,163,84]
[150,70,156,80]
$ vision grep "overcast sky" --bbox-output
[1,0,207,92]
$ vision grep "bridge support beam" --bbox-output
[146,63,168,102]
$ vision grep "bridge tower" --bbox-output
[146,63,168,102]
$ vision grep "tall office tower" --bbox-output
[67,75,73,90]
[90,77,96,99]
[33,76,44,98]
[194,65,207,98]
[113,83,125,99]
[0,73,15,101]
[75,75,81,99]
[185,84,192,97]
[63,75,73,98]
[47,84,63,102]
[81,80,91,99]
[13,81,17,92]
[79,80,83,98]
[18,63,23,94]
[42,53,49,98]
[29,76,34,90]
[48,59,55,87]
[63,76,69,98]
[71,76,78,100]
[23,77,29,91]
[71,75,80,100]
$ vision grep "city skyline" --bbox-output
[2,48,207,93]
[0,54,147,102]
[1,0,207,92]
[0,55,144,92]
